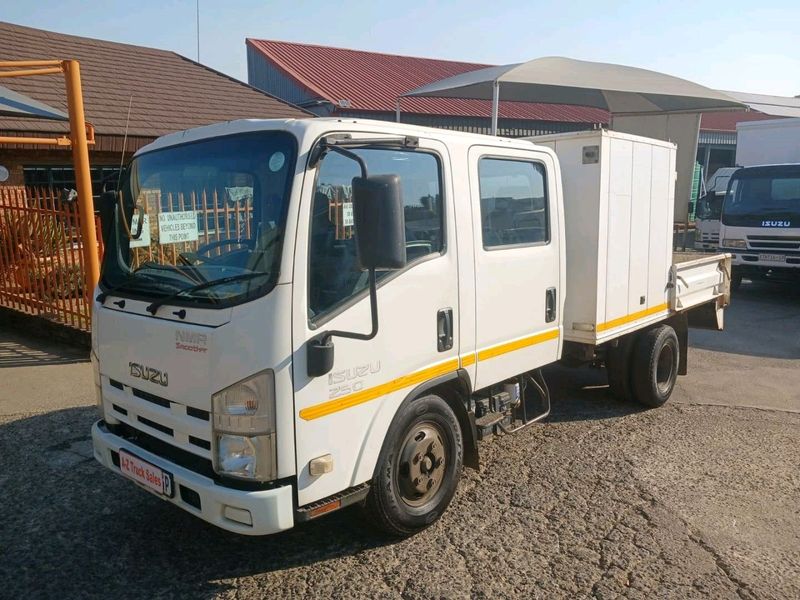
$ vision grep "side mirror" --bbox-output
[306,174,407,378]
[352,174,407,271]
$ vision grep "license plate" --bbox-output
[759,253,786,263]
[119,450,173,498]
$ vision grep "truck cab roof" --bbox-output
[135,117,546,158]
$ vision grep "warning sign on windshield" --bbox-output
[158,211,199,244]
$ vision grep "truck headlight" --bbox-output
[212,370,277,481]
[723,238,747,249]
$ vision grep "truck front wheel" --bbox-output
[364,394,463,537]
[632,325,680,408]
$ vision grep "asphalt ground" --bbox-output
[0,277,798,599]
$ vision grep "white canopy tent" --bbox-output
[0,83,68,121]
[402,57,745,224]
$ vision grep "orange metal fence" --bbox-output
[0,185,257,331]
[0,186,103,331]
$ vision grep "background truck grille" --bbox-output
[747,235,800,250]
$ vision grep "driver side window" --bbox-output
[308,148,443,320]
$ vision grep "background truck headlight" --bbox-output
[212,370,277,481]
[723,238,747,249]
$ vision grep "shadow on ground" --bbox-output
[0,407,394,599]
[0,367,633,600]
[689,278,800,359]
[0,328,87,368]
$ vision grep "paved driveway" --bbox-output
[0,279,798,599]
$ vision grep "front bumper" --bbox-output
[720,249,800,270]
[92,420,294,536]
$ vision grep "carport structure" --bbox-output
[402,56,746,226]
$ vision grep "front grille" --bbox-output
[747,235,800,251]
[138,415,174,436]
[133,388,171,408]
[186,406,210,421]
[113,422,216,479]
[189,436,211,450]
[101,377,212,461]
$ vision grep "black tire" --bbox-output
[605,334,635,401]
[731,271,743,292]
[364,394,463,537]
[631,325,680,408]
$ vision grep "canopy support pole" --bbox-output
[490,80,500,135]
[395,98,401,123]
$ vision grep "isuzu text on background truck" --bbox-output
[91,119,729,536]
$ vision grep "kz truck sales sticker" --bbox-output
[158,211,199,244]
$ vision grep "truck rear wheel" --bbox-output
[632,325,679,408]
[364,394,463,537]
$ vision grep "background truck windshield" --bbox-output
[722,170,800,226]
[100,131,296,306]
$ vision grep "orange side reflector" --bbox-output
[307,499,342,519]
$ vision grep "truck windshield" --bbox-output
[721,170,800,227]
[100,131,296,306]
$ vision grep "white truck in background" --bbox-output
[736,118,800,166]
[90,120,729,537]
[695,167,738,251]
[719,118,800,288]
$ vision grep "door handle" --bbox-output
[545,287,557,323]
[437,308,453,352]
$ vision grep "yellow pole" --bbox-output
[62,60,100,311]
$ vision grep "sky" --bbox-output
[1,0,798,96]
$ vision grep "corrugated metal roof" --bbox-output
[0,22,310,139]
[699,109,777,132]
[247,39,610,123]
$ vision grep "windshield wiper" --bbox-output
[96,272,175,304]
[145,272,270,315]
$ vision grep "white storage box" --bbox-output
[529,130,676,344]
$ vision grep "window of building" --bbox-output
[478,158,549,248]
[22,165,123,199]
[308,148,443,319]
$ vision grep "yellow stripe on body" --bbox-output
[476,328,560,362]
[300,328,560,421]
[459,353,476,367]
[596,303,669,332]
[299,358,459,421]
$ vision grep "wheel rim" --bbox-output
[396,421,448,508]
[656,343,675,394]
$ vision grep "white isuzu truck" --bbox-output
[719,118,800,289]
[91,119,729,537]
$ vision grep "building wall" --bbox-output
[248,46,325,110]
[0,148,125,192]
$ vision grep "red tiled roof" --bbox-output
[699,109,779,132]
[0,22,310,139]
[247,39,610,123]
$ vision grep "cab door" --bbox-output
[467,145,563,391]
[290,137,460,506]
